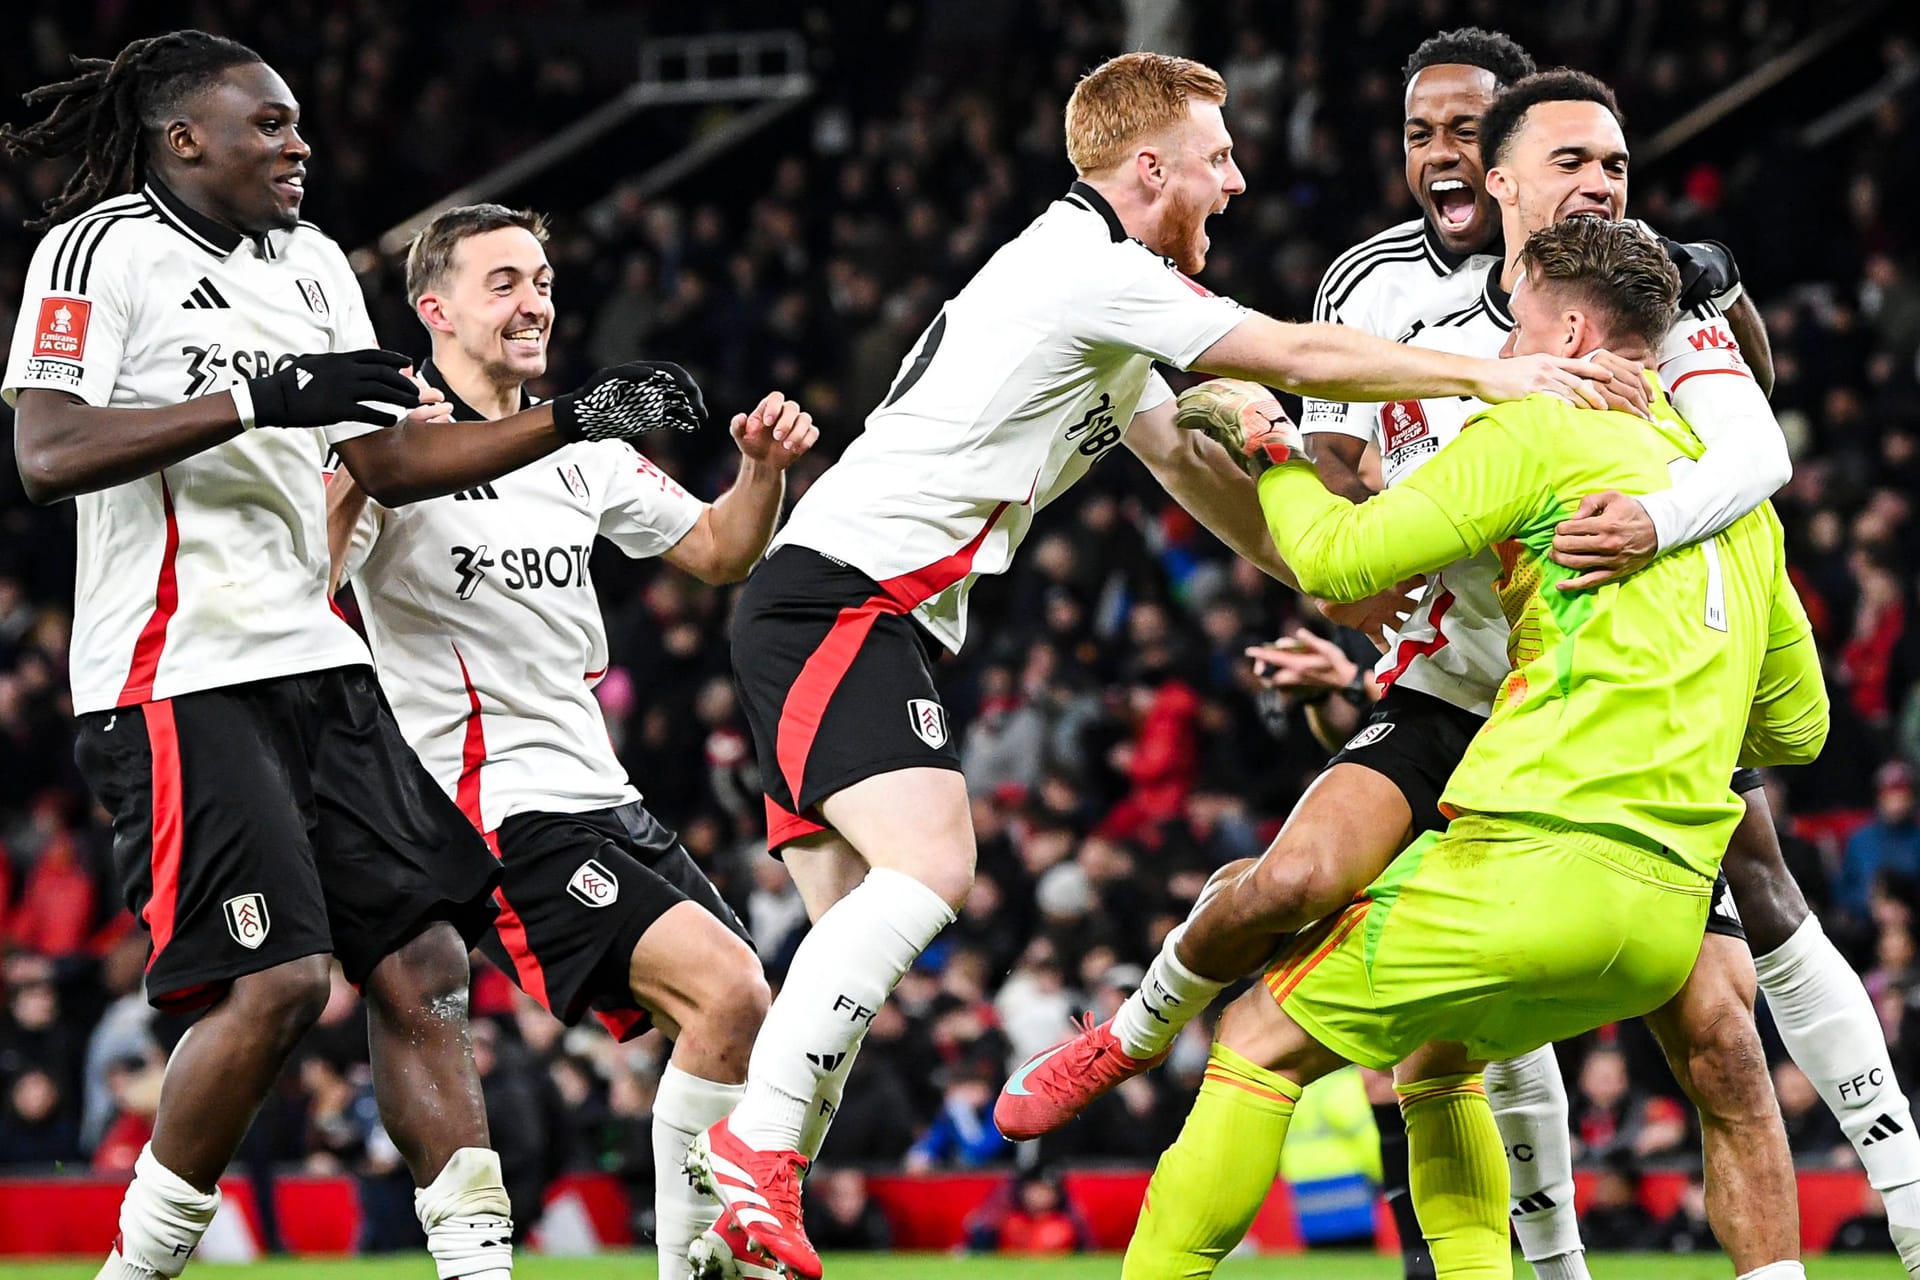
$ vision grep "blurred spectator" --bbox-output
[1650,1172,1716,1255]
[1838,762,1920,925]
[1572,1046,1689,1162]
[805,1168,893,1252]
[905,1057,1009,1171]
[1580,1153,1657,1251]
[90,1051,163,1173]
[964,1167,1091,1254]
[0,1065,78,1166]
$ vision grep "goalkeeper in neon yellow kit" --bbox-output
[1123,217,1829,1280]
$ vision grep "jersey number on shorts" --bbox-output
[1669,458,1728,632]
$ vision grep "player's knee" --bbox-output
[1246,844,1347,930]
[369,921,475,1014]
[231,954,332,1050]
[1682,1004,1775,1126]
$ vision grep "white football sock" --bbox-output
[654,1063,744,1280]
[798,1034,862,1163]
[1883,1179,1920,1274]
[1112,924,1229,1060]
[728,866,954,1151]
[1755,916,1920,1190]
[1735,1263,1805,1279]
[96,1145,219,1280]
[414,1147,513,1280]
[1529,1253,1593,1280]
[1485,1047,1586,1268]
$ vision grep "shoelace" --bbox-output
[761,1152,812,1243]
[1035,1012,1113,1097]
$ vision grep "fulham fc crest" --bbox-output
[223,894,271,949]
[297,278,329,314]
[1343,722,1395,752]
[567,859,620,908]
[908,698,948,749]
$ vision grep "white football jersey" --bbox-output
[771,182,1246,650]
[1356,261,1764,715]
[1299,217,1497,442]
[341,362,705,832]
[2,181,383,713]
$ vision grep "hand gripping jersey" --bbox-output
[1260,389,1825,879]
[340,362,705,832]
[771,182,1245,650]
[1305,258,1781,716]
[2,182,386,712]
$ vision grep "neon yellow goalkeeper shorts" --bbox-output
[1264,813,1713,1069]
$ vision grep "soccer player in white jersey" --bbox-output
[685,51,1649,1279]
[1,32,705,1280]
[326,203,819,1280]
[1020,64,1920,1279]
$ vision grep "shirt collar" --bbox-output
[1423,217,1476,274]
[420,358,533,421]
[1064,181,1128,244]
[142,176,256,258]
[1481,260,1515,331]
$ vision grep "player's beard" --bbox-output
[1169,193,1213,275]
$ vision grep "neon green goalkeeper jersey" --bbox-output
[1258,386,1828,881]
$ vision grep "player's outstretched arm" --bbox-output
[326,468,372,597]
[1122,397,1300,590]
[1190,311,1633,412]
[12,347,426,505]
[662,391,817,585]
[335,360,707,507]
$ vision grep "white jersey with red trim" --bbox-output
[770,181,1246,647]
[2,182,384,714]
[1360,260,1773,716]
[340,363,705,832]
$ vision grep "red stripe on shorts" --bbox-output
[770,503,1012,828]
[142,699,184,972]
[118,475,180,706]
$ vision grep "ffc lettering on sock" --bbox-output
[1113,924,1229,1060]
[729,867,954,1152]
[1755,915,1920,1190]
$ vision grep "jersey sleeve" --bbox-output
[1256,408,1548,602]
[1136,370,1174,415]
[3,219,138,408]
[1299,257,1376,442]
[596,443,706,558]
[1637,306,1791,553]
[1740,559,1828,768]
[319,238,396,446]
[1077,245,1247,368]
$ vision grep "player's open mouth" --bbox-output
[505,327,544,348]
[273,173,304,201]
[1561,201,1612,219]
[1428,179,1475,232]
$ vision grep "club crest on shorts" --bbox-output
[1343,722,1394,751]
[223,894,271,949]
[567,859,620,908]
[908,698,948,749]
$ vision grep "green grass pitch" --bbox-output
[0,1254,1901,1278]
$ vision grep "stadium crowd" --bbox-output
[1,0,1918,1253]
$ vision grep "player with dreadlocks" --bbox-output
[2,30,705,1280]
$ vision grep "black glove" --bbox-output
[552,361,706,443]
[244,349,421,429]
[1661,237,1742,312]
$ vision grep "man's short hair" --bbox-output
[1518,218,1680,350]
[1402,27,1536,90]
[1480,69,1623,169]
[1064,52,1227,175]
[405,203,551,307]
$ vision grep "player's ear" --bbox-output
[162,118,202,165]
[416,293,455,336]
[1133,144,1166,193]
[1485,164,1516,206]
